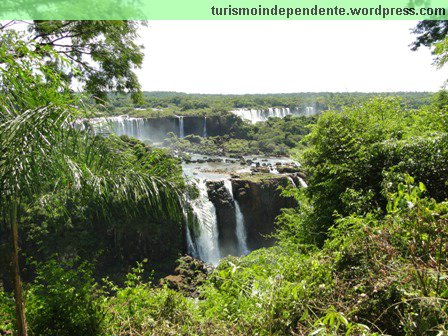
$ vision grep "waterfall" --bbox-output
[298,177,308,188]
[234,202,249,255]
[106,115,126,136]
[81,115,154,141]
[230,107,299,124]
[183,207,198,258]
[287,176,297,188]
[223,179,234,198]
[269,166,279,174]
[190,179,220,265]
[203,116,207,137]
[305,106,316,115]
[275,108,281,118]
[223,180,249,256]
[287,175,307,188]
[177,116,185,138]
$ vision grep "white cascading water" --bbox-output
[305,106,315,115]
[231,106,317,124]
[231,107,295,124]
[79,115,154,141]
[298,177,308,188]
[234,202,250,255]
[287,175,308,188]
[183,207,198,259]
[190,179,220,265]
[105,115,126,136]
[287,176,297,188]
[223,180,249,256]
[269,166,279,174]
[203,116,207,137]
[178,116,185,138]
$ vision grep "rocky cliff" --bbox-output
[205,175,297,254]
[232,175,297,250]
[205,180,239,256]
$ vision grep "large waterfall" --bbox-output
[77,114,210,142]
[177,116,185,138]
[184,207,198,259]
[77,115,174,142]
[231,106,317,124]
[186,178,251,265]
[287,176,297,188]
[189,179,221,265]
[203,116,207,137]
[223,180,249,256]
[305,106,315,116]
[298,177,308,188]
[234,202,249,255]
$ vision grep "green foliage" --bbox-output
[0,28,187,336]
[301,97,448,244]
[188,177,448,335]
[92,91,432,118]
[13,135,186,281]
[411,21,448,52]
[0,290,14,334]
[310,307,373,335]
[3,20,145,102]
[3,20,448,336]
[102,261,198,336]
[26,258,103,336]
[165,115,316,157]
[2,177,443,335]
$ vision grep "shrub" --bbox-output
[0,290,14,334]
[26,258,103,336]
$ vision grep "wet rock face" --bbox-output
[182,116,231,137]
[159,255,211,297]
[205,181,238,257]
[289,173,307,187]
[232,176,297,250]
[193,175,300,260]
[206,181,233,207]
[183,117,208,136]
[276,164,305,174]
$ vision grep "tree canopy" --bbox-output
[1,20,145,102]
[0,24,182,336]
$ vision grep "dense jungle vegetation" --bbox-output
[2,19,448,336]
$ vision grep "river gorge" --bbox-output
[80,112,308,265]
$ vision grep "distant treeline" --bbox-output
[89,91,434,118]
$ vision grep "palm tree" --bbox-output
[0,30,182,336]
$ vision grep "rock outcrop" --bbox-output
[232,175,297,250]
[203,175,299,254]
[160,255,211,297]
[205,181,239,256]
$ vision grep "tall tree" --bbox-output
[411,20,448,69]
[0,28,180,336]
[411,20,448,51]
[1,20,145,102]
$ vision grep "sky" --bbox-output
[136,20,448,94]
